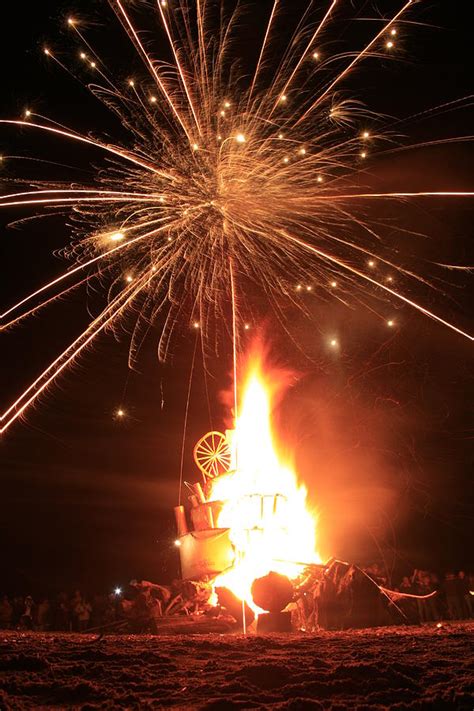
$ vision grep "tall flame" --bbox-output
[210,348,321,611]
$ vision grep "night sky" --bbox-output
[1,1,473,595]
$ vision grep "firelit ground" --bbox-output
[0,622,472,709]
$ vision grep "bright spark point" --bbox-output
[125,274,133,283]
[244,324,250,330]
[235,133,246,143]
[362,131,370,139]
[296,284,302,291]
[386,40,394,49]
[128,79,135,87]
[390,28,397,36]
[368,260,376,268]
[150,96,157,103]
[312,51,320,60]
[329,338,339,348]
[386,276,394,283]
[116,409,125,418]
[24,110,31,118]
[317,175,323,183]
[110,232,125,242]
[90,61,96,69]
[280,94,287,102]
[114,587,122,595]
[278,133,284,139]
[80,52,86,59]
[192,143,199,151]
[193,321,200,329]
[283,156,289,163]
[67,17,75,26]
[387,319,395,327]
[360,151,367,158]
[174,539,182,547]
[330,280,337,288]
[299,148,306,155]
[44,48,50,56]
[224,101,231,108]
[306,285,312,291]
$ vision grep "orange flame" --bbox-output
[210,346,321,611]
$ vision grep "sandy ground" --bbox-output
[0,622,473,709]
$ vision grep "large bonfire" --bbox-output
[180,345,321,614]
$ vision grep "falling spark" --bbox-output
[0,0,473,432]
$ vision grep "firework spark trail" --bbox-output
[157,0,203,135]
[281,230,474,342]
[269,0,338,116]
[0,120,175,179]
[113,0,195,142]
[0,268,160,433]
[1,221,177,324]
[295,0,414,125]
[1,0,472,431]
[248,0,279,103]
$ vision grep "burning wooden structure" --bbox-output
[173,347,321,626]
[174,431,236,582]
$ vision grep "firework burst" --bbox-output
[1,0,472,432]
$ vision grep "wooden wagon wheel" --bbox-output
[193,431,231,480]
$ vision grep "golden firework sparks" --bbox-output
[0,0,473,433]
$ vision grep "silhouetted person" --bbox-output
[399,576,413,594]
[12,597,24,627]
[74,597,92,631]
[37,598,51,631]
[444,573,463,620]
[0,595,13,629]
[19,595,35,630]
[53,592,69,630]
[458,571,473,618]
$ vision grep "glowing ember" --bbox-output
[210,349,321,611]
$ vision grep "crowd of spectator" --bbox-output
[363,565,474,624]
[0,569,472,632]
[0,590,122,632]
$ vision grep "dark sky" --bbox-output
[1,1,473,594]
